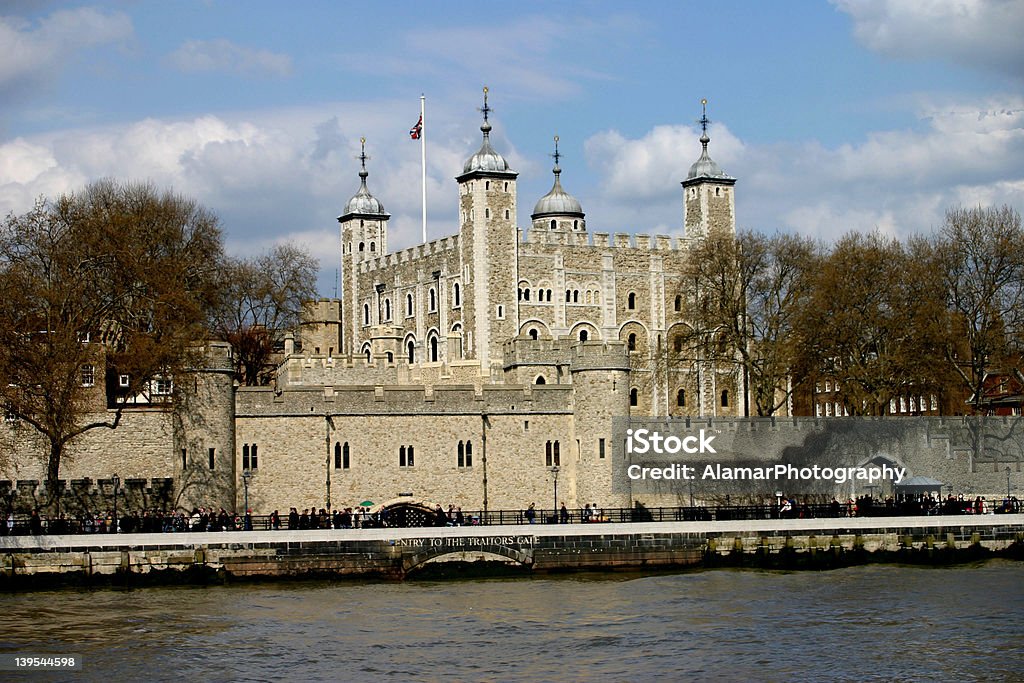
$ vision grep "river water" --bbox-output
[1,562,1021,682]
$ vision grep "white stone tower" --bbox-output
[456,87,520,372]
[338,138,390,355]
[682,99,736,238]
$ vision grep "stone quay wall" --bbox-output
[1,515,1021,588]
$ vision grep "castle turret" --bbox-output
[339,138,390,355]
[456,87,519,372]
[682,99,736,238]
[531,136,585,233]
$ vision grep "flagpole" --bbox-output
[420,94,427,244]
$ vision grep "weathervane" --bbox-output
[479,86,491,124]
[551,135,561,172]
[357,137,370,176]
[698,98,710,150]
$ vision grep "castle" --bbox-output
[10,92,1010,516]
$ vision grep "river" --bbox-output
[1,562,1021,682]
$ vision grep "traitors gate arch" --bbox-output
[400,536,536,575]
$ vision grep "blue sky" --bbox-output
[2,1,1022,295]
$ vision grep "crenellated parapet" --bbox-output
[519,229,691,253]
[237,382,574,416]
[357,234,461,275]
[569,340,630,373]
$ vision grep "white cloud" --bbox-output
[0,102,488,294]
[833,0,1024,78]
[166,39,292,77]
[0,7,133,95]
[583,96,1024,243]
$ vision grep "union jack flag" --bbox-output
[409,115,422,140]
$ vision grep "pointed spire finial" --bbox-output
[551,135,562,176]
[698,98,710,150]
[357,137,369,180]
[478,85,492,135]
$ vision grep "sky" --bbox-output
[1,0,1022,295]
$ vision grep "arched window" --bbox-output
[573,220,578,230]
[364,348,371,362]
[334,442,342,469]
[363,303,370,326]
[550,219,557,230]
[359,242,364,252]
[485,181,490,190]
[535,375,546,385]
[546,289,552,302]
[465,441,472,467]
[630,388,638,406]
[674,295,682,312]
[721,389,729,407]
[251,444,258,469]
[429,288,437,312]
[453,283,461,307]
[573,290,579,303]
[429,335,438,362]
[529,328,538,340]
[406,293,414,316]
[384,298,391,320]
[524,289,530,302]
[343,442,350,469]
[628,333,637,351]
[677,388,686,407]
[369,242,375,252]
[565,289,571,302]
[627,292,636,310]
[386,351,393,364]
[407,340,415,363]
[242,444,250,470]
[505,209,510,219]
[504,182,509,191]
[485,208,490,218]
[458,441,465,468]
[673,337,683,352]
[579,329,588,342]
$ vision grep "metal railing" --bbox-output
[3,498,1020,536]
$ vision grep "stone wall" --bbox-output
[2,515,1020,586]
[618,416,1024,506]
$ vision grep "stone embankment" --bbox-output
[2,515,1022,588]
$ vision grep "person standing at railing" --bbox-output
[560,502,569,524]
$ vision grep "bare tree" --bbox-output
[673,230,819,416]
[211,244,318,385]
[798,231,948,415]
[0,180,224,506]
[932,205,1024,410]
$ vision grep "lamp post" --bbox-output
[112,474,120,534]
[325,414,335,511]
[1007,466,1012,499]
[550,466,560,520]
[242,469,252,516]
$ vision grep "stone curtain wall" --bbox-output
[615,416,1024,505]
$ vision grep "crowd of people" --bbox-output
[2,493,1020,536]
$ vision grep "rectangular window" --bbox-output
[599,438,606,459]
[208,447,215,470]
[242,444,250,470]
[181,448,187,469]
[251,444,258,470]
[153,378,173,395]
[119,374,130,388]
[81,364,95,387]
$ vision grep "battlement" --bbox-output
[519,229,690,252]
[237,382,574,416]
[358,234,461,274]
